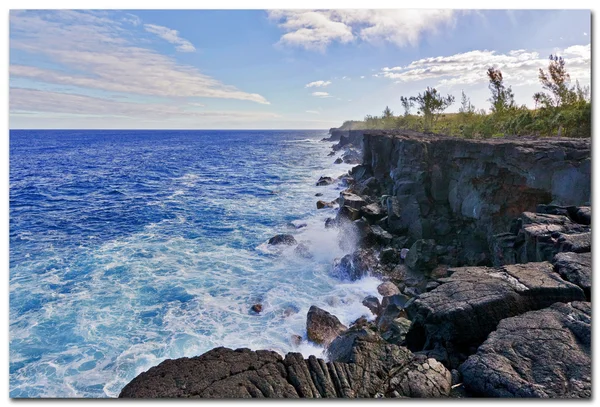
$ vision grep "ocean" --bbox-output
[9,129,381,398]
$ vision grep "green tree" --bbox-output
[487,67,515,113]
[409,87,455,132]
[400,96,414,116]
[538,55,576,107]
[381,106,395,129]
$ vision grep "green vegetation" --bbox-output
[340,55,590,138]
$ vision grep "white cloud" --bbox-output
[10,88,278,121]
[583,32,588,36]
[311,91,331,98]
[360,76,365,79]
[378,44,591,88]
[123,13,141,26]
[305,110,320,114]
[9,10,269,105]
[305,80,331,88]
[268,9,461,51]
[144,23,196,52]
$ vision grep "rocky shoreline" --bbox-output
[119,129,591,398]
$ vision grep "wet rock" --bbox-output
[337,206,361,222]
[316,200,334,209]
[294,243,313,259]
[289,220,307,229]
[362,295,380,316]
[268,234,297,246]
[334,158,343,164]
[360,202,385,222]
[381,293,411,309]
[332,249,376,281]
[327,150,336,156]
[461,302,591,398]
[553,251,591,300]
[315,192,323,197]
[405,262,586,360]
[324,217,338,229]
[291,335,303,346]
[342,148,362,164]
[306,306,347,346]
[339,192,368,211]
[400,248,410,259]
[380,247,399,265]
[283,305,300,317]
[316,176,335,186]
[251,304,263,314]
[121,332,451,398]
[377,282,401,297]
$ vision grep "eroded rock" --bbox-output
[306,306,347,346]
[460,302,591,398]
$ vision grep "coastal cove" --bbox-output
[9,129,380,397]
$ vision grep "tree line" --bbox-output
[338,55,590,138]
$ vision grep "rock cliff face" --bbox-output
[360,131,590,266]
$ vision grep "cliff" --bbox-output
[358,130,590,266]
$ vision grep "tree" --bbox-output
[487,67,515,113]
[409,87,455,132]
[538,55,576,107]
[458,91,475,115]
[381,106,395,129]
[400,96,414,116]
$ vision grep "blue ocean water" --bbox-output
[9,130,382,398]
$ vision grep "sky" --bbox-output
[9,9,591,129]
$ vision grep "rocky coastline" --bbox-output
[119,129,591,398]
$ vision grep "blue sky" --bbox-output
[9,9,591,129]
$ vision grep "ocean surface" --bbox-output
[9,129,382,398]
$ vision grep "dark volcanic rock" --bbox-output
[553,251,591,300]
[405,262,586,359]
[306,306,347,346]
[332,249,377,281]
[360,202,385,222]
[336,205,361,222]
[362,295,380,316]
[405,239,438,273]
[268,234,297,246]
[377,282,401,297]
[362,131,590,266]
[339,192,368,211]
[342,148,362,164]
[316,200,334,209]
[250,304,263,313]
[460,302,591,398]
[316,176,335,186]
[334,157,343,164]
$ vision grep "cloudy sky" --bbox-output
[9,9,591,129]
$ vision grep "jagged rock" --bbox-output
[342,148,362,164]
[553,251,591,300]
[379,247,399,265]
[405,239,437,273]
[362,132,590,266]
[316,200,334,209]
[349,164,371,183]
[250,304,263,313]
[268,234,297,246]
[354,177,381,197]
[316,176,335,186]
[339,192,367,211]
[334,158,343,164]
[381,317,412,345]
[377,282,401,297]
[360,202,385,222]
[362,296,380,316]
[405,262,586,362]
[289,220,307,229]
[327,151,336,156]
[337,206,361,222]
[306,306,347,346]
[461,302,591,398]
[332,249,377,281]
[381,293,411,309]
[324,217,338,229]
[376,304,405,333]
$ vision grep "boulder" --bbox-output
[339,192,368,211]
[552,251,591,300]
[334,158,343,164]
[268,234,297,246]
[306,306,347,346]
[381,293,411,309]
[337,205,361,222]
[377,282,401,297]
[381,317,412,345]
[316,200,334,209]
[294,243,313,259]
[331,249,377,281]
[360,202,385,222]
[362,295,380,316]
[316,176,335,186]
[315,192,323,197]
[250,304,263,314]
[379,247,399,265]
[405,262,586,360]
[324,217,338,229]
[461,302,591,398]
